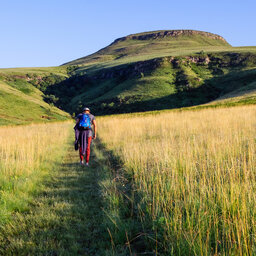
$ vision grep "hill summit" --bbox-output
[64,30,231,66]
[112,30,228,44]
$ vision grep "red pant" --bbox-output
[79,136,92,163]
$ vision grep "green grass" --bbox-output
[2,51,255,117]
[75,46,256,72]
[0,133,136,255]
[63,29,256,74]
[0,108,255,255]
[55,52,256,115]
[64,31,231,67]
[52,30,256,114]
[0,66,68,76]
[0,81,70,125]
[1,31,256,118]
[0,122,72,224]
[0,67,70,125]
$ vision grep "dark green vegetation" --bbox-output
[55,51,256,115]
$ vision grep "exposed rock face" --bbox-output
[184,56,210,64]
[112,30,228,44]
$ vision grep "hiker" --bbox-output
[74,107,96,166]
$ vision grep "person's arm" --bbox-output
[74,116,80,129]
[75,114,81,124]
[92,119,97,139]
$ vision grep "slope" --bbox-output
[64,30,231,67]
[47,51,256,114]
[2,30,256,117]
[63,29,256,74]
[205,80,256,107]
[0,67,71,125]
[53,30,256,114]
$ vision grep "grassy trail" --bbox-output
[0,140,113,256]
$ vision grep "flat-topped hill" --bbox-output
[1,30,255,122]
[64,30,231,66]
[112,30,228,43]
[56,30,256,115]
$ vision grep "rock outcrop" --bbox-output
[112,30,228,44]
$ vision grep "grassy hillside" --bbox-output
[64,30,231,67]
[51,30,256,115]
[64,29,256,73]
[0,67,70,125]
[1,30,255,118]
[46,51,256,115]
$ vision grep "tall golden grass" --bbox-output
[0,122,72,221]
[98,106,256,255]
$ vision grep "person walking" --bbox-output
[74,107,96,166]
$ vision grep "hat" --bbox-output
[83,107,90,112]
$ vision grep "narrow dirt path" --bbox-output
[0,141,112,255]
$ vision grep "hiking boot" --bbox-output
[80,160,84,165]
[85,162,89,167]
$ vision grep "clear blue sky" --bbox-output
[0,0,255,68]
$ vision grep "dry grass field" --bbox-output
[0,122,72,222]
[98,106,256,255]
[0,106,255,255]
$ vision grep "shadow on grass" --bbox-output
[0,142,114,256]
[95,140,156,255]
[0,138,158,255]
[90,68,256,115]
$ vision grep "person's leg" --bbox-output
[85,136,92,164]
[80,130,87,155]
[74,128,80,151]
[79,147,84,162]
[79,130,87,163]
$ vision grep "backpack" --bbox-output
[78,114,91,130]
